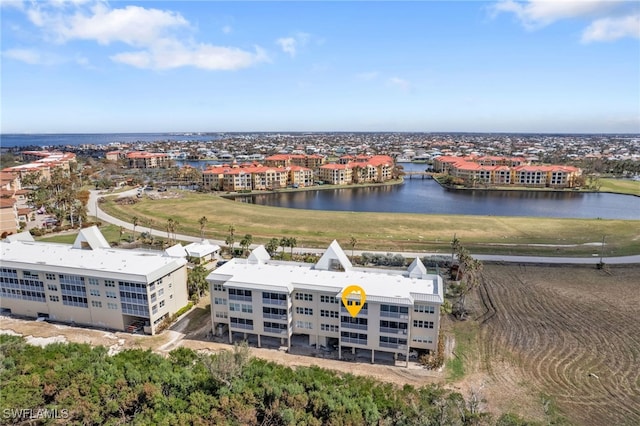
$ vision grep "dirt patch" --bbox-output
[474,263,640,425]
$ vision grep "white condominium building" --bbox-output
[208,241,443,365]
[0,226,189,335]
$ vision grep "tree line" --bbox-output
[0,335,538,425]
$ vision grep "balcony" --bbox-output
[229,295,252,302]
[380,311,409,319]
[230,323,254,331]
[340,322,368,331]
[263,327,288,335]
[379,342,408,350]
[341,337,368,346]
[263,313,288,321]
[262,298,287,306]
[340,306,368,315]
[379,327,407,335]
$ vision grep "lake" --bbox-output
[232,163,639,220]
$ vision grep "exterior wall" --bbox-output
[0,263,188,335]
[0,202,19,236]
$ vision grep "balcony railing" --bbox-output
[263,313,288,321]
[340,307,368,315]
[230,323,254,330]
[229,295,252,302]
[341,322,368,330]
[379,342,407,350]
[380,312,409,319]
[379,327,407,335]
[262,298,287,306]
[341,337,368,346]
[263,327,288,335]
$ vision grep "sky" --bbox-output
[1,0,639,134]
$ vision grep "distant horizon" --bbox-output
[2,1,639,134]
[2,130,640,136]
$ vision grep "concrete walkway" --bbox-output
[89,190,640,265]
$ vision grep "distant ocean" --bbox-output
[0,133,220,148]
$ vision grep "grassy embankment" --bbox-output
[97,191,640,257]
[598,178,640,196]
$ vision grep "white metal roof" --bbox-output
[208,244,443,303]
[1,239,187,283]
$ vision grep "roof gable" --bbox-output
[314,240,352,271]
[248,245,271,264]
[72,226,110,250]
[408,257,427,278]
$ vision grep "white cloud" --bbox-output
[112,41,268,70]
[492,0,639,42]
[3,48,61,65]
[276,32,310,57]
[11,1,267,70]
[389,77,411,92]
[582,14,640,42]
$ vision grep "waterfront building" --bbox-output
[433,155,582,188]
[317,163,353,185]
[207,241,443,366]
[126,152,170,169]
[203,164,313,191]
[0,226,189,334]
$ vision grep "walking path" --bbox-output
[89,190,640,265]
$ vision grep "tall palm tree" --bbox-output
[289,237,297,258]
[349,236,358,260]
[132,216,139,241]
[198,216,208,240]
[279,236,288,259]
[225,225,236,256]
[240,234,253,257]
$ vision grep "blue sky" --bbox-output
[1,0,639,134]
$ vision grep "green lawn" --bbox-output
[98,191,640,257]
[599,178,640,196]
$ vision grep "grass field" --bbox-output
[99,191,640,256]
[599,178,640,196]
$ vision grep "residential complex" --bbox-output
[434,155,582,188]
[207,241,443,365]
[0,227,189,334]
[125,151,171,169]
[2,151,76,181]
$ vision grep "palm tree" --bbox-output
[240,234,253,256]
[279,237,288,259]
[198,216,208,240]
[349,235,358,260]
[266,238,279,257]
[132,216,139,241]
[289,237,297,258]
[225,225,236,256]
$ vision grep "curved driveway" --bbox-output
[89,190,640,265]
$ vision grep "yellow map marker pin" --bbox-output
[342,285,366,318]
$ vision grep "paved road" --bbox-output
[89,190,640,265]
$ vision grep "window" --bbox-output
[320,309,338,318]
[296,307,313,315]
[23,271,39,279]
[45,273,56,280]
[152,304,158,314]
[413,320,434,329]
[105,280,115,288]
[91,300,102,308]
[49,295,59,302]
[47,284,58,292]
[151,292,157,303]
[241,304,252,313]
[159,300,165,308]
[320,295,338,304]
[107,303,118,310]
[412,336,433,344]
[229,302,240,312]
[213,284,225,292]
[294,292,313,301]
[62,295,88,308]
[89,289,100,297]
[230,317,253,329]
[214,297,227,305]
[321,323,338,332]
[158,288,164,297]
[414,305,435,314]
[106,291,117,299]
[295,321,313,330]
[215,311,228,319]
[88,278,99,286]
